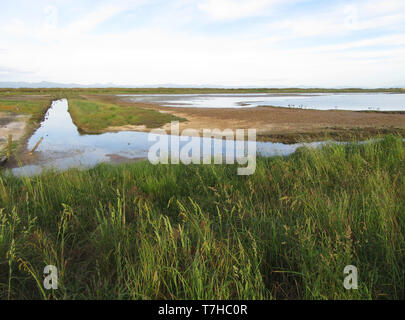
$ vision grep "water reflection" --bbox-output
[120,93,405,111]
[12,99,331,176]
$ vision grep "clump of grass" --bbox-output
[0,135,404,300]
[68,98,185,133]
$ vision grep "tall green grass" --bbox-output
[0,135,404,300]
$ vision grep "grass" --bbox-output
[0,98,53,158]
[0,98,51,122]
[68,98,185,133]
[0,135,404,300]
[258,127,405,144]
[1,88,405,97]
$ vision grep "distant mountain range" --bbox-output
[0,81,293,89]
[0,81,121,88]
[0,81,403,89]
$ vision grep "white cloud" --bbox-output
[266,0,405,38]
[0,0,404,87]
[311,34,405,53]
[361,0,405,15]
[198,0,280,21]
[43,6,59,29]
[66,5,127,35]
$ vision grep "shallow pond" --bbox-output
[120,92,405,111]
[11,99,332,176]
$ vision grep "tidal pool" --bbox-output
[120,92,405,111]
[12,99,332,176]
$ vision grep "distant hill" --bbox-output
[0,81,271,89]
[0,81,404,90]
[0,81,118,88]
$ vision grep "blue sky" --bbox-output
[1,0,405,87]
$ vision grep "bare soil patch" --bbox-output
[105,95,405,142]
[0,112,30,151]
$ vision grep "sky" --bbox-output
[1,0,405,88]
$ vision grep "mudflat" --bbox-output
[97,95,405,143]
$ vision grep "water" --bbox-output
[11,99,331,176]
[120,93,405,111]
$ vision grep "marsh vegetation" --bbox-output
[68,98,184,134]
[1,89,404,300]
[0,136,404,299]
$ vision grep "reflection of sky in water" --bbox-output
[12,99,330,176]
[120,93,405,111]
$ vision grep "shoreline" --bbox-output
[2,92,405,168]
[79,94,405,144]
[0,97,53,168]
